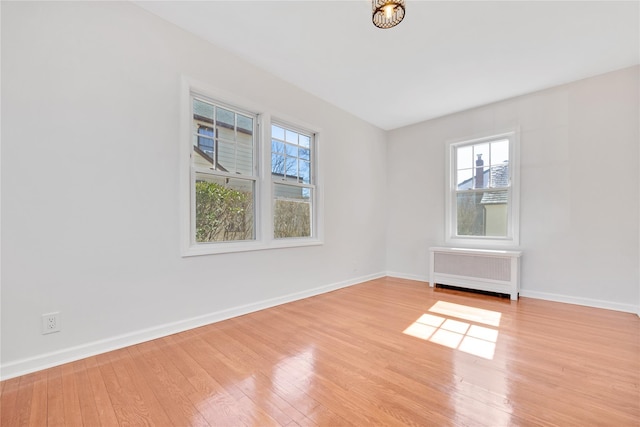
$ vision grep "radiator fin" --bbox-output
[434,253,511,281]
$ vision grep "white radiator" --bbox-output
[429,247,522,300]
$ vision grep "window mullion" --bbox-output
[272,180,314,190]
[192,166,257,182]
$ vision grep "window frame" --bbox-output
[180,76,323,257]
[270,121,317,240]
[445,130,520,248]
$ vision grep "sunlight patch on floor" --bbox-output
[428,301,502,327]
[403,301,502,359]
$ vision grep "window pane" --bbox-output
[474,167,489,189]
[193,141,213,167]
[490,139,509,165]
[299,147,310,160]
[193,98,214,122]
[195,174,254,242]
[284,143,297,156]
[285,157,297,178]
[274,183,312,238]
[217,125,235,142]
[285,129,298,144]
[299,160,311,184]
[272,153,285,175]
[217,133,253,175]
[217,107,235,128]
[237,114,253,135]
[457,167,489,189]
[193,101,215,167]
[272,140,285,154]
[237,131,254,174]
[456,190,508,237]
[299,134,311,148]
[457,169,473,189]
[473,144,490,170]
[272,124,285,141]
[489,164,509,188]
[196,125,215,163]
[197,136,214,156]
[217,139,236,171]
[457,145,473,170]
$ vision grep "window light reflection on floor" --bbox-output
[428,301,501,327]
[402,301,502,360]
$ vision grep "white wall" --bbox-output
[2,2,638,380]
[387,65,640,313]
[0,2,388,378]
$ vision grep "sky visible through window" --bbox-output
[456,139,509,189]
[271,124,311,184]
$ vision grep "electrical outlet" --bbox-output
[41,312,61,334]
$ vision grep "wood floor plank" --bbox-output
[70,360,104,426]
[0,377,21,427]
[297,404,351,427]
[46,365,65,426]
[83,356,120,426]
[60,362,84,426]
[26,371,48,427]
[13,374,34,425]
[1,277,638,426]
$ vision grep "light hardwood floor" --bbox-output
[1,277,639,426]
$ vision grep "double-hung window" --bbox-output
[182,78,323,256]
[271,123,316,239]
[191,95,258,244]
[446,131,520,246]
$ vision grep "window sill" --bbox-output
[182,238,323,257]
[445,236,519,249]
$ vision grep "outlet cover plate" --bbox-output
[41,312,61,334]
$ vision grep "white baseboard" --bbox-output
[0,272,386,381]
[388,271,639,314]
[519,290,639,314]
[386,271,429,282]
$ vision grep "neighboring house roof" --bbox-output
[481,162,509,205]
[457,162,509,205]
[193,145,228,172]
[481,192,508,205]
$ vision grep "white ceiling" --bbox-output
[135,1,639,130]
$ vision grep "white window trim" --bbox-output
[444,129,520,248]
[180,76,324,257]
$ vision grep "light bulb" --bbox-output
[384,4,395,19]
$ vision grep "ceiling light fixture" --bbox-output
[372,0,405,29]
